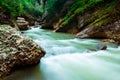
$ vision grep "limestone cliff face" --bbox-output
[42,0,120,43]
[0,25,45,77]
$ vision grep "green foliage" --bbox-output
[84,0,119,28]
[59,0,103,27]
[18,3,25,16]
[0,0,43,18]
[57,0,120,30]
[46,0,65,11]
[46,0,57,11]
[45,0,65,18]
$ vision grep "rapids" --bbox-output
[5,27,120,80]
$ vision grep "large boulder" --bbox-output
[76,20,120,44]
[0,25,45,77]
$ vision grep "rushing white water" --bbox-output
[5,27,120,80]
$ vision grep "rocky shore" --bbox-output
[0,25,45,77]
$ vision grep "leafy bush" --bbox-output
[0,0,43,18]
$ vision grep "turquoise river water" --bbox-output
[5,27,120,80]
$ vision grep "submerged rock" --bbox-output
[96,44,107,50]
[87,43,107,52]
[0,25,45,77]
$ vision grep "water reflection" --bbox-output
[4,64,45,80]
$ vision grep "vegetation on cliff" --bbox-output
[59,0,104,27]
[41,0,120,43]
[0,0,44,25]
[0,0,43,18]
[53,0,120,30]
[42,0,119,29]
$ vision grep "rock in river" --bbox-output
[16,17,29,30]
[0,25,45,77]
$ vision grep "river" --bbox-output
[5,27,120,80]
